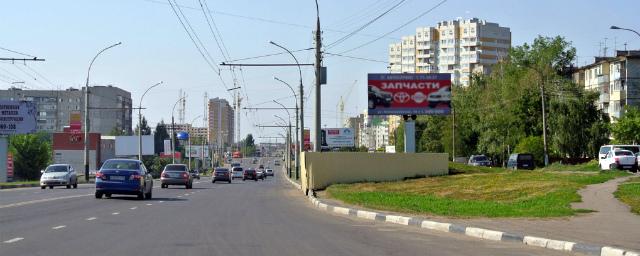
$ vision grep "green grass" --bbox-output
[614,177,640,215]
[0,180,39,186]
[327,162,627,218]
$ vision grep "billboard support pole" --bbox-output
[403,115,416,153]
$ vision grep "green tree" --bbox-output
[109,126,126,136]
[134,116,152,135]
[239,134,256,157]
[612,106,640,144]
[154,120,169,155]
[10,133,51,180]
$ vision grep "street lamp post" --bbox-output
[187,115,202,171]
[610,26,640,38]
[269,42,303,179]
[138,81,163,161]
[273,77,299,178]
[171,96,185,164]
[274,113,292,177]
[84,42,121,182]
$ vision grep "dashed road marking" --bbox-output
[146,203,152,206]
[130,206,137,210]
[159,201,164,203]
[112,212,119,215]
[86,217,97,221]
[52,225,66,230]
[183,193,189,196]
[177,196,182,198]
[4,237,24,243]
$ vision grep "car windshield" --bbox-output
[233,168,243,172]
[473,156,488,161]
[615,151,634,156]
[616,146,640,154]
[599,147,611,154]
[519,155,533,160]
[102,160,139,170]
[45,165,68,173]
[165,165,187,172]
[215,168,228,172]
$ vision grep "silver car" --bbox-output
[40,164,78,189]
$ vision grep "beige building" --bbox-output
[572,50,640,121]
[207,98,234,148]
[389,18,511,85]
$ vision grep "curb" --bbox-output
[0,183,40,189]
[282,172,639,256]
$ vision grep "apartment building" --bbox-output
[207,97,234,148]
[0,85,132,134]
[389,18,511,85]
[170,123,208,140]
[572,50,640,121]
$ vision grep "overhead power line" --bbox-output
[0,46,37,58]
[324,52,388,63]
[338,0,449,54]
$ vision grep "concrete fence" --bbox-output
[300,152,448,192]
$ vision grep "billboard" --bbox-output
[187,145,210,158]
[0,100,37,134]
[115,135,154,156]
[367,73,451,115]
[321,128,355,147]
[69,111,81,133]
[304,129,311,151]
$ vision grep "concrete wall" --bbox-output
[300,152,448,191]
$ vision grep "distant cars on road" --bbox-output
[95,159,153,200]
[265,168,274,177]
[40,164,78,189]
[231,167,244,180]
[161,164,193,189]
[190,169,200,180]
[243,168,258,181]
[212,168,231,183]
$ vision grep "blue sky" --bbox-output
[1,0,639,143]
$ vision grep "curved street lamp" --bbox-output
[610,26,640,38]
[171,96,186,164]
[138,81,163,160]
[83,42,122,182]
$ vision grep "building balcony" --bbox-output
[599,93,610,103]
[597,75,609,84]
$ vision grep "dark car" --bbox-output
[243,168,258,181]
[212,168,231,183]
[507,153,535,170]
[160,164,193,189]
[95,159,153,200]
[468,155,491,167]
[190,169,200,180]
[368,86,392,109]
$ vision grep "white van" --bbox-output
[599,145,640,166]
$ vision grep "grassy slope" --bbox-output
[614,177,640,215]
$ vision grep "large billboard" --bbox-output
[187,145,210,158]
[0,100,37,134]
[321,128,355,147]
[367,73,451,115]
[115,135,154,156]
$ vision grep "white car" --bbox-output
[427,87,451,108]
[40,164,78,189]
[231,167,244,179]
[600,149,637,171]
[599,145,640,167]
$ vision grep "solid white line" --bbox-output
[0,194,92,209]
[52,225,66,230]
[130,207,137,210]
[112,212,119,215]
[86,217,97,221]
[4,237,24,243]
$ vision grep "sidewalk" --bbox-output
[317,174,640,252]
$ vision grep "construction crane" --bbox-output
[337,80,357,127]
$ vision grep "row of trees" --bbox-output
[395,36,616,166]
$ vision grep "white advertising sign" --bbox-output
[115,135,154,156]
[187,145,210,158]
[322,128,355,147]
[0,100,37,134]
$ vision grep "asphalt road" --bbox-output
[0,158,570,256]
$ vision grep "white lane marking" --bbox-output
[112,212,119,215]
[146,203,152,206]
[86,217,97,221]
[159,201,164,203]
[4,237,24,243]
[0,194,92,209]
[52,225,66,230]
[183,193,189,196]
[130,206,137,210]
[177,196,182,198]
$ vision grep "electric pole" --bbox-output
[313,0,322,152]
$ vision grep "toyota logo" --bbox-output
[393,92,410,103]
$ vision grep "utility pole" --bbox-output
[313,0,322,152]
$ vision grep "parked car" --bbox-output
[243,168,258,181]
[600,149,637,171]
[212,168,231,183]
[506,153,535,170]
[368,86,393,109]
[468,155,491,167]
[160,164,193,189]
[265,169,274,177]
[95,159,153,200]
[40,164,78,189]
[231,167,244,180]
[599,145,640,168]
[190,169,200,180]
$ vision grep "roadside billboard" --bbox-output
[115,135,154,156]
[321,128,355,147]
[69,111,81,133]
[304,129,311,151]
[367,73,451,115]
[187,145,210,158]
[0,100,37,134]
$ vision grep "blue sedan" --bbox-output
[95,159,153,200]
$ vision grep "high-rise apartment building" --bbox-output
[389,18,511,85]
[207,97,234,148]
[0,85,132,134]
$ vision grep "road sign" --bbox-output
[367,73,451,115]
[0,100,37,134]
[6,152,13,182]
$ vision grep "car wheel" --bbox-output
[49,186,54,189]
[105,193,112,198]
[66,185,71,189]
[137,192,144,200]
[73,183,78,189]
[41,186,46,189]
[383,101,391,108]
[145,190,152,199]
[368,99,375,109]
[429,102,437,108]
[95,192,103,199]
[228,180,231,184]
[610,164,618,170]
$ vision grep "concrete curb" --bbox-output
[0,183,40,189]
[283,172,639,256]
